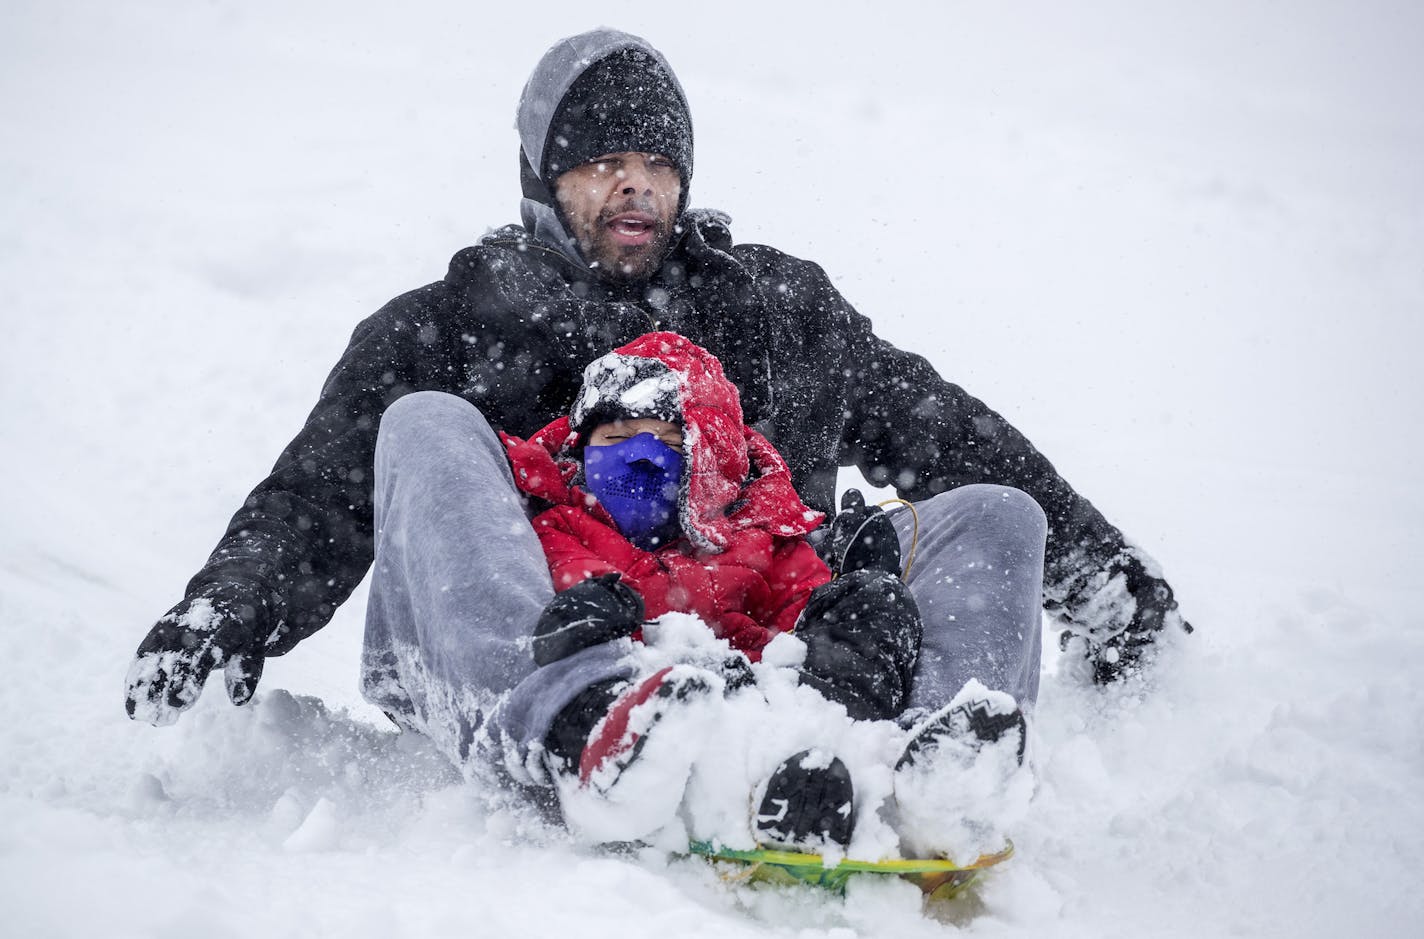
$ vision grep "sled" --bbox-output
[688,840,1013,899]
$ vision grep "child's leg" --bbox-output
[360,391,631,775]
[892,485,1047,711]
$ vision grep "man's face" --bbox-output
[554,152,682,283]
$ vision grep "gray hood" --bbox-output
[515,28,691,266]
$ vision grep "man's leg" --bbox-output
[360,391,631,774]
[892,484,1048,711]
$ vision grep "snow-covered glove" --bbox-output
[817,488,901,577]
[796,569,922,720]
[124,583,271,726]
[532,573,645,666]
[1060,552,1193,683]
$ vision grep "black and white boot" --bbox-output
[892,680,1031,860]
[549,665,724,845]
[897,694,1027,774]
[754,748,855,851]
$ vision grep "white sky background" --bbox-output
[2,2,1423,936]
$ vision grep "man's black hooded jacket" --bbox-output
[186,210,1161,657]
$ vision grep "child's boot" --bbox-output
[754,748,855,850]
[549,665,723,844]
[892,679,1029,861]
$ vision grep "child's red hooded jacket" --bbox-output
[501,333,831,660]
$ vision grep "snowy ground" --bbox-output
[3,1,1423,936]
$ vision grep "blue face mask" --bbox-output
[583,433,684,550]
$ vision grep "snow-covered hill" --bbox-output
[3,2,1421,936]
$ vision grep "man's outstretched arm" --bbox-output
[123,251,645,724]
[830,287,1190,680]
[125,298,431,724]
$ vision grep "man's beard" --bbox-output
[579,200,678,284]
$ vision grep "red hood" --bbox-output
[502,332,823,552]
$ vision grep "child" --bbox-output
[503,332,834,661]
[501,333,903,845]
[502,333,1019,857]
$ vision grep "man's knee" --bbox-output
[377,390,494,455]
[380,389,486,433]
[925,484,1047,544]
[970,485,1047,544]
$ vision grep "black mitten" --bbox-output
[817,488,901,577]
[124,582,271,725]
[532,573,645,666]
[1063,551,1193,683]
[795,569,922,720]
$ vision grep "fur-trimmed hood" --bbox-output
[502,332,822,552]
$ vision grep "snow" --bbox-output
[580,622,1025,868]
[3,1,1423,935]
[574,354,683,427]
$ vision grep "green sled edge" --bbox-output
[687,839,1014,899]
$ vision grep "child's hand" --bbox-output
[819,489,902,577]
[532,573,646,666]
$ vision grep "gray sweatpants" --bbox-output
[360,391,1046,773]
[892,486,1046,712]
[360,391,634,771]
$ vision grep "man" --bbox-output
[125,30,1189,823]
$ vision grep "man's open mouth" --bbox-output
[606,212,657,246]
